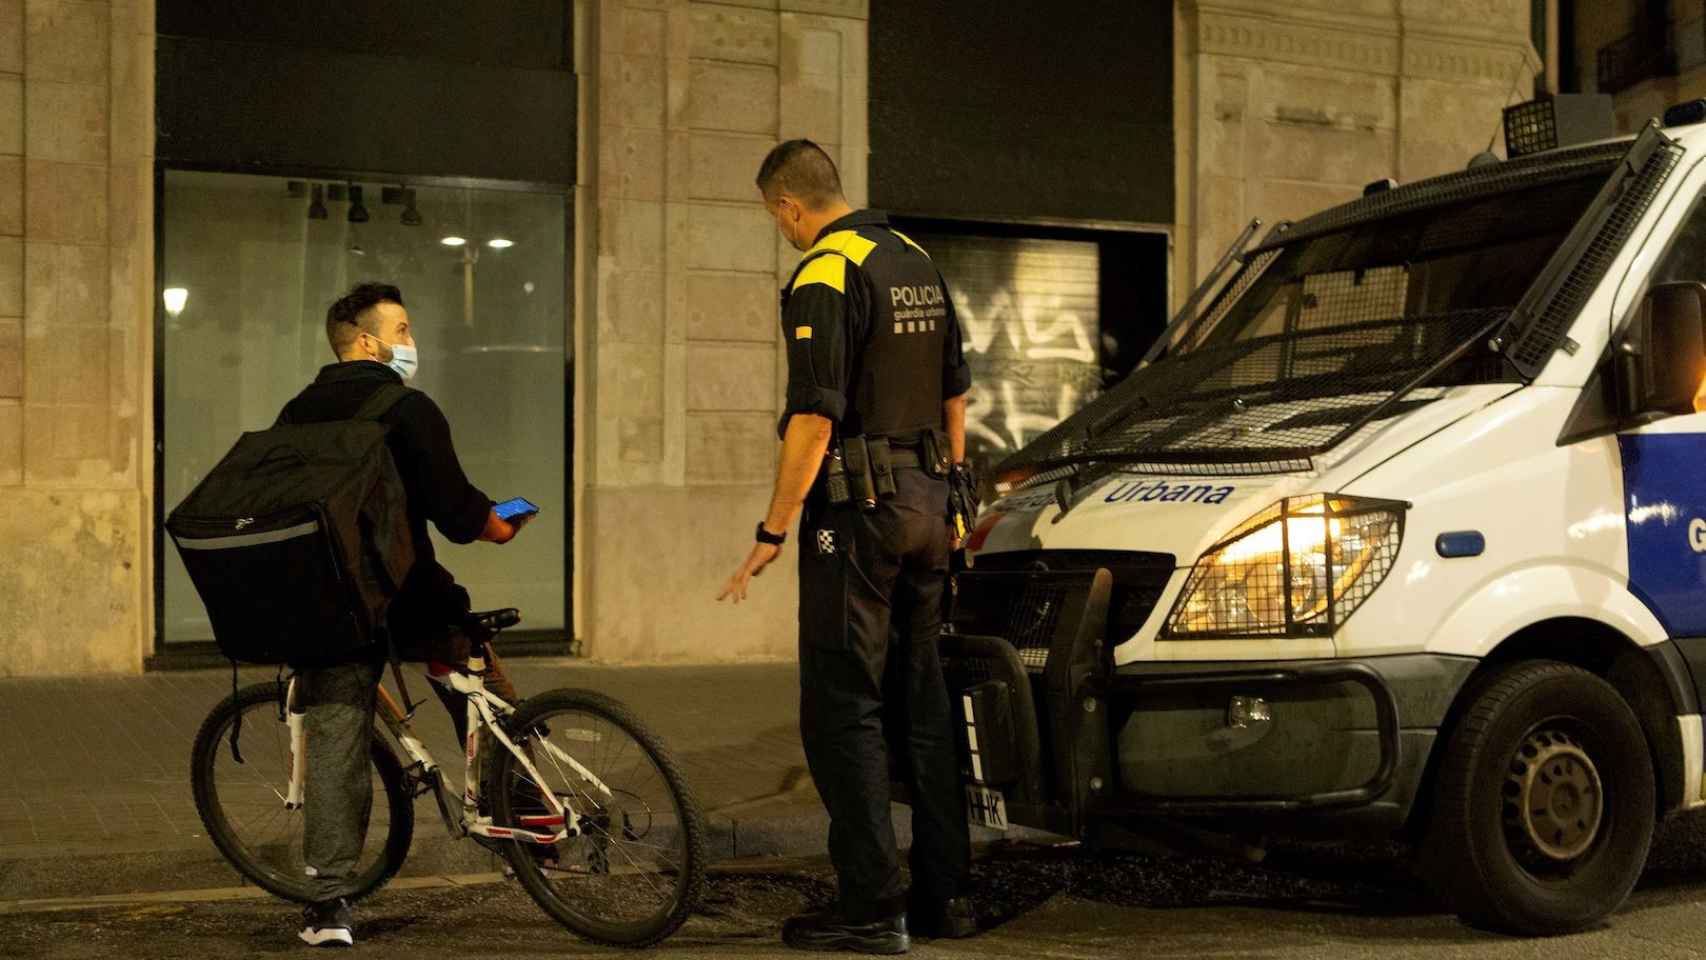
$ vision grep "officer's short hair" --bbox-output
[326,282,404,356]
[756,139,844,210]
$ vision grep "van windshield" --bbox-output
[1175,176,1602,361]
[1002,168,1611,478]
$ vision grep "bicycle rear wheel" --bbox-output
[490,689,706,947]
[190,681,414,904]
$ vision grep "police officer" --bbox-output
[717,140,976,954]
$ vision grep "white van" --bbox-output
[945,104,1706,935]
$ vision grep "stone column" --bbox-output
[0,0,154,675]
[1175,0,1538,299]
[578,0,867,662]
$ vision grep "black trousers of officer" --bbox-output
[797,464,972,921]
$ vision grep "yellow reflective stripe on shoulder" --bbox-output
[842,234,878,265]
[806,230,878,266]
[890,229,930,258]
[792,253,846,293]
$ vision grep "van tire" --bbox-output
[1421,660,1654,935]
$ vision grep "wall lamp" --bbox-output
[347,184,369,223]
[163,287,188,318]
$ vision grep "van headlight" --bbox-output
[1163,495,1406,639]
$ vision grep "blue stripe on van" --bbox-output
[1617,434,1706,636]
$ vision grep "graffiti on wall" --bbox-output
[918,234,1103,471]
[956,288,1100,453]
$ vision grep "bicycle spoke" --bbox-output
[202,693,399,901]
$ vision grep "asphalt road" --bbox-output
[12,820,1706,960]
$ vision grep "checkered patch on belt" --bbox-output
[815,529,836,556]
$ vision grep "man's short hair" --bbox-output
[326,282,404,356]
[756,139,844,209]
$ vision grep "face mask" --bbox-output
[367,334,419,381]
[386,343,419,381]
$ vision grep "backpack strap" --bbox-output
[353,382,418,712]
[352,383,415,423]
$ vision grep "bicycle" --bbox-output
[189,608,707,948]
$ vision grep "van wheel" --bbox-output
[1421,660,1654,935]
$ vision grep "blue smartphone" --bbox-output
[494,497,539,522]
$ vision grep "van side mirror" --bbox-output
[1616,281,1706,419]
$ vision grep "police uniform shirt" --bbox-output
[779,210,973,438]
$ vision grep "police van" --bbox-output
[945,100,1706,935]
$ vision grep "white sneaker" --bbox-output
[299,898,354,947]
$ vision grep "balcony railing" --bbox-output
[1598,17,1706,94]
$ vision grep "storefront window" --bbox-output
[159,170,570,645]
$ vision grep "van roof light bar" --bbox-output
[1664,99,1706,128]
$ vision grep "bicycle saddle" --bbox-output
[469,608,521,633]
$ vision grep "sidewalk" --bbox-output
[0,660,882,900]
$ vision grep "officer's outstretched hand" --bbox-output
[716,542,782,603]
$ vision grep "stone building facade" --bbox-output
[0,0,1541,675]
[576,0,869,661]
[1175,0,1541,296]
[0,0,153,675]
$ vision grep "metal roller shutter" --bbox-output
[907,231,1103,476]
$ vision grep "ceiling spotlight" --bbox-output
[486,237,514,250]
[347,184,369,223]
[400,189,422,226]
[440,236,467,247]
[307,184,328,220]
[162,287,188,318]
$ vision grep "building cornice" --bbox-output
[1191,7,1400,76]
[1403,32,1539,86]
[1183,0,1539,85]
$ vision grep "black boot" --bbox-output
[907,895,977,939]
[782,909,909,954]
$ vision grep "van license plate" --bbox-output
[965,785,1008,831]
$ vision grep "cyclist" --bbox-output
[274,282,528,947]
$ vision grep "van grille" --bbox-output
[949,551,1175,670]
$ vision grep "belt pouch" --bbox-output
[869,437,897,499]
[843,437,878,511]
[921,429,951,478]
[825,446,852,505]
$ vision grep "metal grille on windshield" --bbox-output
[997,139,1651,480]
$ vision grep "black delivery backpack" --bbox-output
[165,385,417,667]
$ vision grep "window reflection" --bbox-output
[160,171,569,644]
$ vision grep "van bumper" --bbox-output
[941,622,1477,840]
[1097,653,1476,836]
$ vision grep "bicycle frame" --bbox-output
[282,656,616,849]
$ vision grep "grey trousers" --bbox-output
[299,659,385,901]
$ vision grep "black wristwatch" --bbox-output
[755,522,787,546]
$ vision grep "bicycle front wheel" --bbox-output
[490,689,706,947]
[190,681,414,904]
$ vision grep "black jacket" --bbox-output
[276,361,492,624]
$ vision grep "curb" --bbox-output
[0,802,1050,905]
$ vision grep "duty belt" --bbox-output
[825,432,950,510]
